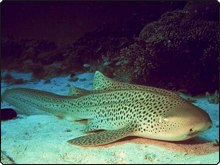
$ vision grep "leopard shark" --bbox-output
[2,71,212,146]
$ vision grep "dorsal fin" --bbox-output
[93,71,115,90]
[92,71,179,98]
[68,86,89,96]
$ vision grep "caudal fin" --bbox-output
[2,88,57,115]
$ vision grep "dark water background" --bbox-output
[2,1,186,45]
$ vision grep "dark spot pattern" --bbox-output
[68,125,133,146]
[2,71,190,146]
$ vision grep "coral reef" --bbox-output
[2,2,186,80]
[1,1,218,95]
[109,1,219,95]
[1,27,133,80]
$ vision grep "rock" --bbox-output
[1,108,17,121]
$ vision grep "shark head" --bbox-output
[135,96,212,141]
[158,100,212,141]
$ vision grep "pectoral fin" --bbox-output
[68,125,133,146]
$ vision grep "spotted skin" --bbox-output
[68,125,134,146]
[2,71,212,146]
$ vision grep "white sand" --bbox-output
[1,71,219,164]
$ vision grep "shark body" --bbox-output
[2,71,212,146]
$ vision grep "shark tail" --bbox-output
[2,88,64,115]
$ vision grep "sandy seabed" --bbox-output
[1,71,219,164]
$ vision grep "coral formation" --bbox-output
[110,1,219,95]
[2,2,185,80]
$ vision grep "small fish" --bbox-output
[2,71,212,146]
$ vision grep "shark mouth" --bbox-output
[187,128,201,138]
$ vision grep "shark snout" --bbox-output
[186,119,212,138]
[163,102,213,141]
